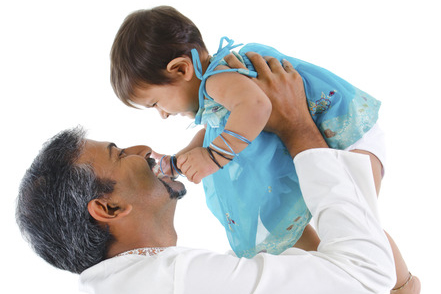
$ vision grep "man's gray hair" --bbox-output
[16,127,115,274]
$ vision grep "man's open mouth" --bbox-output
[148,155,182,180]
[147,157,162,177]
[147,157,186,199]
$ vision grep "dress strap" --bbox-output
[192,36,243,79]
[192,37,257,125]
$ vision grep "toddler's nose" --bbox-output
[158,109,169,119]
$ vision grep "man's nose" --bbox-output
[124,145,152,158]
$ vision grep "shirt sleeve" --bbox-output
[174,149,396,294]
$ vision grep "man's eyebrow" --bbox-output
[107,143,117,159]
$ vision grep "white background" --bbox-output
[1,0,439,293]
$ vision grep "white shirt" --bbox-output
[79,149,396,294]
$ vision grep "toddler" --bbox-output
[110,6,418,293]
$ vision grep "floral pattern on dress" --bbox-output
[199,99,229,128]
[226,213,237,231]
[309,90,336,116]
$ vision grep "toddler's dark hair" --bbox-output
[110,6,207,107]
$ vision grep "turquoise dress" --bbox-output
[191,37,380,258]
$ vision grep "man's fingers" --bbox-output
[224,52,246,69]
[281,58,296,73]
[246,52,272,77]
[263,56,288,74]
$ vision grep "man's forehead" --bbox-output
[84,139,110,151]
[78,139,113,163]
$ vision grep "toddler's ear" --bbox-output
[166,57,194,81]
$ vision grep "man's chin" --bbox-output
[159,177,186,200]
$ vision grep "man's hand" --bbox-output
[225,52,328,157]
[225,52,308,134]
[245,53,312,134]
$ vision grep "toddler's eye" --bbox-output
[119,149,126,158]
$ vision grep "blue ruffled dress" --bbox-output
[191,37,380,258]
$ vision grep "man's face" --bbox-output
[78,139,186,213]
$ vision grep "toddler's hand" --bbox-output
[177,147,220,184]
[151,152,178,179]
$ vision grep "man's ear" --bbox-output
[88,198,132,223]
[166,57,194,82]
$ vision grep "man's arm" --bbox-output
[173,150,395,293]
[247,53,395,289]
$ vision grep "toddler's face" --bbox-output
[132,82,199,119]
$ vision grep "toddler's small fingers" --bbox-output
[176,154,187,169]
[185,168,198,183]
[192,172,202,184]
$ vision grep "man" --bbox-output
[16,54,395,293]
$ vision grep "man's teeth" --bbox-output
[152,164,161,176]
[152,163,167,179]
